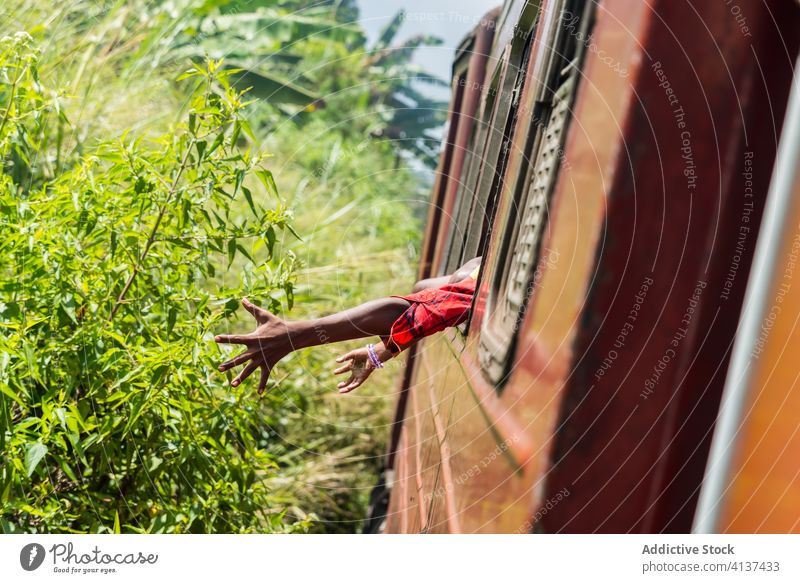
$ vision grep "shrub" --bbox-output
[0,34,307,533]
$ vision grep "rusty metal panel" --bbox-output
[388,0,651,533]
[539,0,800,533]
[384,0,799,534]
[382,12,500,533]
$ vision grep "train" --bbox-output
[364,0,800,533]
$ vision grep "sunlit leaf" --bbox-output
[24,442,47,477]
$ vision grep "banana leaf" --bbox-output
[225,65,324,108]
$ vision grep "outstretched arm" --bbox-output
[215,297,411,393]
[215,257,481,393]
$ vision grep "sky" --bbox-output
[356,0,500,95]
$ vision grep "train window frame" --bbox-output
[420,44,473,278]
[478,0,595,388]
[439,5,543,280]
[460,24,538,271]
[439,87,492,276]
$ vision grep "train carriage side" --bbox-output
[538,0,799,534]
[694,54,800,534]
[381,0,800,533]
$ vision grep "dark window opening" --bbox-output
[479,0,595,388]
[439,3,542,279]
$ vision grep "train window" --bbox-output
[479,0,594,387]
[440,96,489,275]
[439,8,541,278]
[461,28,537,269]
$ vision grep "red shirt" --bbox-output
[384,277,477,353]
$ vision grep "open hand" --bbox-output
[333,348,375,394]
[215,298,292,394]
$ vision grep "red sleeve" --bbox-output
[385,279,476,353]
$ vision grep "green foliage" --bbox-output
[0,38,306,533]
[0,32,66,188]
[172,0,449,167]
[281,7,449,168]
[1,0,445,534]
[168,2,366,111]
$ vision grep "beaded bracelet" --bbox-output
[366,344,384,369]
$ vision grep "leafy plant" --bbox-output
[0,35,306,533]
[173,2,449,167]
[1,0,443,534]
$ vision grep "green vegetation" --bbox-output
[0,0,447,533]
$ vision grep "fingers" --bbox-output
[214,333,255,345]
[334,361,353,375]
[338,378,363,394]
[335,350,356,364]
[219,349,255,372]
[257,365,271,395]
[337,374,354,390]
[242,298,269,322]
[231,361,259,387]
[241,298,258,317]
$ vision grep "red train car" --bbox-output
[367,0,800,533]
